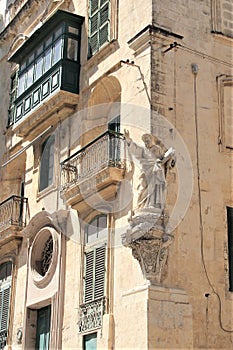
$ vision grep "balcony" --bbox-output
[8,10,84,141]
[11,71,79,141]
[0,195,28,244]
[79,297,106,333]
[61,131,126,213]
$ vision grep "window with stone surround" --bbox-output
[218,76,233,150]
[227,206,233,292]
[79,215,107,333]
[84,215,107,303]
[39,134,55,192]
[88,0,118,57]
[212,0,233,38]
[0,262,12,349]
[88,0,110,56]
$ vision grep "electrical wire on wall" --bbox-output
[163,39,233,333]
[192,64,233,333]
[163,42,233,68]
[120,60,151,105]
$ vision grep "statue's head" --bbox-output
[142,134,155,148]
[142,134,167,153]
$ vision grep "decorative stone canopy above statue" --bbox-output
[122,131,176,283]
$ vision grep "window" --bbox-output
[212,0,233,38]
[83,333,97,350]
[223,82,233,149]
[35,306,51,350]
[85,215,107,243]
[108,115,120,133]
[79,215,107,332]
[227,206,233,292]
[218,76,233,150]
[0,262,12,349]
[88,0,110,56]
[84,245,106,303]
[84,215,107,302]
[16,27,64,99]
[108,115,121,163]
[39,135,55,192]
[8,73,17,126]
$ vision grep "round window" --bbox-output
[41,235,53,276]
[30,227,58,287]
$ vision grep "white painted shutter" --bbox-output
[84,250,94,303]
[94,246,106,299]
[84,246,106,302]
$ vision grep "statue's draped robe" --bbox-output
[127,141,166,209]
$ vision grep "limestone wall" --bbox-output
[0,0,232,349]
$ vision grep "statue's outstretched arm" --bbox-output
[124,129,144,158]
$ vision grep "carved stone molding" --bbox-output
[122,209,173,283]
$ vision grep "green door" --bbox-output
[35,306,51,350]
[83,333,97,350]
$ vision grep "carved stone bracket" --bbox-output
[122,209,173,283]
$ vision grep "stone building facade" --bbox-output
[0,0,232,349]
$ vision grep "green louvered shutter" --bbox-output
[8,72,18,126]
[84,246,106,302]
[227,207,233,291]
[89,0,110,56]
[0,284,11,348]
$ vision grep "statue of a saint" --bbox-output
[125,131,175,211]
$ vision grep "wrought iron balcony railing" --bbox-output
[79,297,106,333]
[61,130,126,189]
[0,195,28,232]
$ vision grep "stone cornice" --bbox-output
[127,24,183,56]
[128,24,183,46]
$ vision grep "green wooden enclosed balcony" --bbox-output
[8,10,84,141]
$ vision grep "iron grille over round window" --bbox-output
[41,236,53,276]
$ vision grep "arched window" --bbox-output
[85,215,107,244]
[0,261,12,349]
[39,134,55,192]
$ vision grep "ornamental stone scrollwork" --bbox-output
[122,131,176,283]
